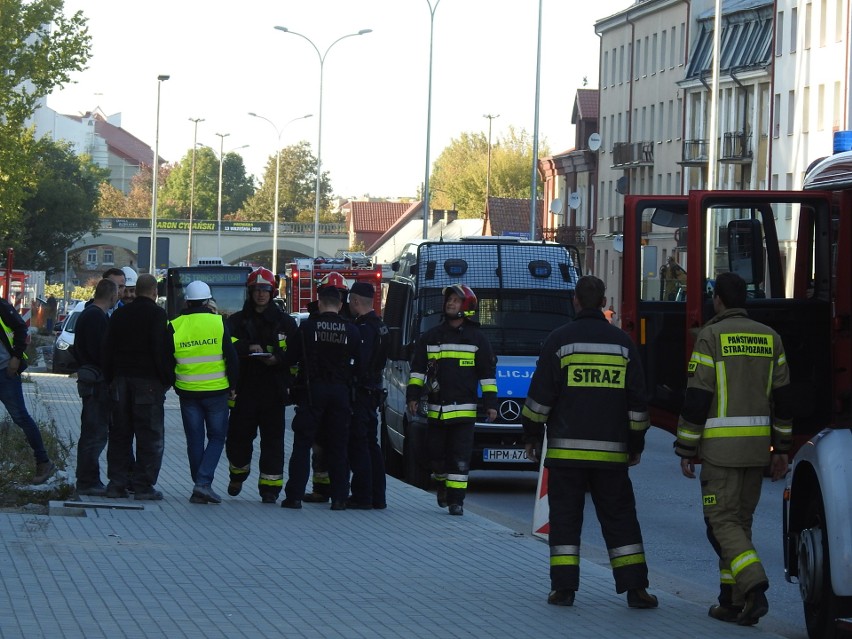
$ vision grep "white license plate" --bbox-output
[483,448,529,462]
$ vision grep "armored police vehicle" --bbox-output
[381,237,580,488]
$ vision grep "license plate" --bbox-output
[483,448,529,462]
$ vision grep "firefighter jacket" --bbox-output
[406,318,497,425]
[169,307,238,397]
[675,308,793,467]
[521,309,650,468]
[354,310,389,390]
[228,301,297,397]
[0,298,29,372]
[284,310,360,386]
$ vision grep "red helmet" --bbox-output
[318,272,349,291]
[247,267,276,290]
[443,284,477,318]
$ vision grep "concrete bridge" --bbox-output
[77,218,349,268]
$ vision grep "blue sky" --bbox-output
[51,0,631,199]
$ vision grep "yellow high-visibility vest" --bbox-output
[171,313,228,392]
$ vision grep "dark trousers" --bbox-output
[548,465,649,593]
[285,383,351,503]
[427,419,474,506]
[226,393,285,500]
[350,389,386,506]
[108,376,165,493]
[76,379,110,489]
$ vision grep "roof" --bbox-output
[485,197,544,238]
[364,202,423,254]
[65,111,159,166]
[347,201,412,234]
[573,89,599,123]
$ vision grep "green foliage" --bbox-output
[0,0,91,232]
[10,138,105,274]
[431,126,549,218]
[44,283,64,299]
[238,141,333,223]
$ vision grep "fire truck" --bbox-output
[620,131,852,638]
[282,253,384,315]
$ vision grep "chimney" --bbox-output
[443,210,458,224]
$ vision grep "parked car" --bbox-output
[52,300,86,374]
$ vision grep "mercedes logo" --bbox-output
[499,399,521,421]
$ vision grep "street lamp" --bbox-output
[186,117,205,266]
[274,25,372,257]
[529,0,543,240]
[423,0,441,239]
[249,112,313,272]
[150,74,169,273]
[214,135,250,259]
[483,113,500,211]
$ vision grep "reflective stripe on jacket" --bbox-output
[171,313,228,393]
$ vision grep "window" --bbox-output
[835,81,843,130]
[791,7,798,52]
[787,91,796,135]
[776,11,784,56]
[773,93,781,138]
[805,2,812,49]
[652,33,658,73]
[819,0,826,47]
[817,84,825,131]
[668,100,674,140]
[670,26,677,67]
[86,249,97,266]
[644,36,650,75]
[679,23,686,63]
[803,86,810,133]
[103,248,114,265]
[837,0,845,42]
[635,39,642,79]
[604,50,609,88]
[619,45,624,84]
[661,30,668,70]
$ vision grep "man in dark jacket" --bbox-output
[103,274,174,500]
[522,275,657,610]
[74,278,119,496]
[0,297,55,484]
[226,267,297,503]
[406,284,497,516]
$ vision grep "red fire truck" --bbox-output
[282,253,384,315]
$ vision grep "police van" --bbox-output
[381,237,580,488]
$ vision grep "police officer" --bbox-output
[406,284,497,516]
[676,272,793,626]
[522,275,657,609]
[347,281,389,509]
[226,267,298,504]
[281,286,361,510]
[169,281,238,504]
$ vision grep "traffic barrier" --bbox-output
[532,434,550,540]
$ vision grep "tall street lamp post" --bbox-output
[274,26,372,257]
[249,112,312,272]
[423,0,441,239]
[529,0,543,240]
[483,113,500,212]
[186,117,204,266]
[214,136,249,260]
[150,74,169,273]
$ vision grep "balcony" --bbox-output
[681,139,708,165]
[611,141,655,168]
[541,226,587,245]
[720,131,753,163]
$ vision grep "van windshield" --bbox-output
[419,289,574,355]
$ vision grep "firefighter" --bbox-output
[406,284,497,516]
[348,281,389,509]
[676,272,794,626]
[522,275,658,609]
[225,267,298,503]
[281,285,361,510]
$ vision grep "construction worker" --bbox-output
[676,272,794,626]
[522,275,657,609]
[121,266,138,305]
[169,281,238,504]
[406,284,497,516]
[226,267,297,503]
[281,285,361,510]
[0,296,55,485]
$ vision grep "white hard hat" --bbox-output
[185,280,212,301]
[121,266,138,287]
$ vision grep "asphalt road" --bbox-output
[463,427,809,639]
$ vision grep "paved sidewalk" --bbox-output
[0,373,787,639]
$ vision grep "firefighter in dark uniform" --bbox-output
[226,267,298,503]
[406,284,497,516]
[281,286,361,510]
[522,275,658,609]
[676,272,793,626]
[347,281,389,509]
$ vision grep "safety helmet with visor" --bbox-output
[443,284,477,318]
[247,267,276,292]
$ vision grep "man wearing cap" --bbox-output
[121,266,138,306]
[168,281,238,504]
[347,281,389,509]
[226,267,298,503]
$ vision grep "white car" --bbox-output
[52,300,87,374]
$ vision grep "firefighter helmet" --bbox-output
[247,267,276,290]
[318,272,349,291]
[443,284,477,318]
[184,281,212,301]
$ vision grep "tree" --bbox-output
[237,141,333,223]
[430,126,549,218]
[0,0,91,229]
[95,164,174,218]
[11,138,105,274]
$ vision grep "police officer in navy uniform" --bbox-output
[281,286,361,510]
[347,281,389,509]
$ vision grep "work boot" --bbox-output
[346,499,373,510]
[134,488,163,501]
[227,480,243,496]
[191,485,222,504]
[627,588,659,609]
[436,484,448,508]
[448,504,464,516]
[547,589,576,606]
[303,492,329,503]
[33,461,56,485]
[105,483,129,499]
[708,604,742,623]
[76,483,107,497]
[330,501,347,511]
[261,494,277,504]
[737,588,769,626]
[280,498,302,509]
